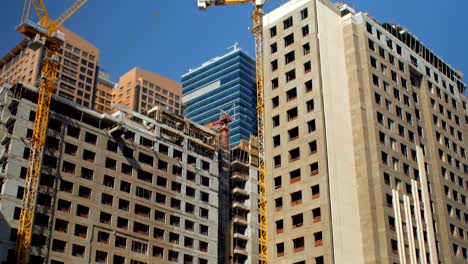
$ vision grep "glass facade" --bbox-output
[182,48,257,146]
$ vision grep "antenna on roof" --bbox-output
[227,42,239,51]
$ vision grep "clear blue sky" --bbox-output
[1,0,467,87]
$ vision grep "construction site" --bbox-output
[0,0,466,264]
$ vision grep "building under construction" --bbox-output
[0,82,228,263]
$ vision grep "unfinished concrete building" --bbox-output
[0,82,227,264]
[229,137,260,264]
[263,0,467,263]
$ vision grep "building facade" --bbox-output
[114,67,182,115]
[182,47,257,147]
[262,0,467,263]
[0,27,100,109]
[0,83,225,264]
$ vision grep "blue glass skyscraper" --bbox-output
[182,47,257,146]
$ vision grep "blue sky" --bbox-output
[1,0,467,87]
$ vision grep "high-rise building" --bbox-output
[182,47,257,146]
[0,27,100,109]
[262,0,467,263]
[0,82,226,263]
[114,67,182,115]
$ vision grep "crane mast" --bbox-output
[198,1,268,263]
[16,1,88,263]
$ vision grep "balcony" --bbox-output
[1,109,15,127]
[231,171,248,181]
[232,202,249,211]
[233,246,248,255]
[233,232,248,241]
[0,147,8,162]
[1,133,10,145]
[232,215,248,226]
[232,187,249,197]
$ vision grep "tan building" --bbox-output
[0,27,99,109]
[263,0,467,263]
[0,82,225,263]
[114,67,182,115]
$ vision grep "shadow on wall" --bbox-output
[0,211,15,264]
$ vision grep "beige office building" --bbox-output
[263,0,467,263]
[0,27,99,109]
[114,67,182,115]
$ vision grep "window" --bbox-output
[271,78,279,89]
[274,176,282,189]
[303,43,310,55]
[309,140,317,154]
[78,186,91,199]
[270,43,277,54]
[310,162,319,176]
[284,33,294,46]
[132,241,148,254]
[272,115,280,127]
[271,59,278,71]
[301,8,308,19]
[304,61,311,73]
[312,207,321,222]
[270,26,277,37]
[101,193,113,206]
[286,88,297,101]
[312,184,320,199]
[314,232,323,247]
[276,220,284,233]
[273,135,281,148]
[291,191,302,206]
[288,127,299,140]
[368,39,375,51]
[283,16,293,29]
[293,237,304,252]
[153,246,164,258]
[95,251,107,263]
[370,56,377,68]
[285,69,296,82]
[277,243,284,257]
[302,25,309,36]
[289,148,300,161]
[308,119,316,132]
[366,22,373,34]
[285,51,295,64]
[287,107,298,121]
[307,99,315,112]
[272,96,279,108]
[292,213,303,228]
[274,155,281,168]
[275,197,283,211]
[168,250,179,262]
[290,169,301,183]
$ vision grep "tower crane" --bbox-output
[16,1,88,263]
[197,1,268,263]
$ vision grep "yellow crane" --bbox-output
[16,1,88,263]
[197,1,268,263]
